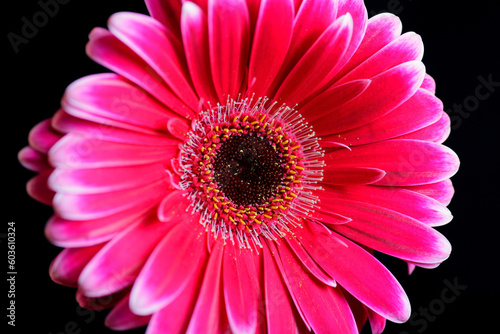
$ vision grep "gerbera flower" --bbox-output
[19,0,459,333]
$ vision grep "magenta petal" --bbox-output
[108,12,199,110]
[18,146,51,172]
[262,241,301,334]
[277,240,358,334]
[295,223,411,323]
[248,0,294,98]
[365,307,387,334]
[403,179,455,206]
[49,134,177,169]
[299,79,371,122]
[76,288,127,311]
[86,28,194,119]
[45,208,150,248]
[223,244,261,333]
[284,235,336,287]
[27,170,55,205]
[52,179,168,221]
[321,185,453,226]
[275,14,353,105]
[51,110,179,147]
[324,139,459,186]
[311,61,426,135]
[208,0,250,101]
[336,13,402,79]
[78,213,174,297]
[421,73,436,93]
[326,88,443,146]
[28,118,62,154]
[105,293,151,331]
[180,2,219,105]
[186,241,227,334]
[49,244,104,287]
[63,74,180,132]
[319,196,452,263]
[130,216,206,315]
[144,0,182,38]
[322,167,386,185]
[397,111,451,143]
[49,163,169,194]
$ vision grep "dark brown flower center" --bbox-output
[213,134,285,206]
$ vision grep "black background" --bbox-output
[4,0,500,333]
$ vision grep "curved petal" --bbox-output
[326,88,443,146]
[208,0,250,101]
[49,244,105,287]
[277,240,358,334]
[223,244,262,333]
[144,0,182,38]
[295,223,411,323]
[311,61,426,135]
[403,179,455,206]
[321,167,386,185]
[248,0,294,98]
[86,28,195,120]
[26,170,54,205]
[108,12,199,110]
[396,111,451,143]
[18,146,51,172]
[180,2,219,105]
[28,118,62,154]
[105,293,151,331]
[130,213,207,316]
[78,213,175,297]
[324,139,460,186]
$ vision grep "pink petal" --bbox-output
[63,74,180,133]
[105,293,151,331]
[325,88,443,146]
[311,61,426,135]
[208,0,250,101]
[421,73,436,93]
[335,13,402,79]
[321,185,452,226]
[262,241,301,334]
[318,196,452,263]
[403,179,455,206]
[322,167,386,185]
[48,163,169,194]
[336,32,424,85]
[49,244,104,287]
[365,307,386,334]
[180,2,219,105]
[273,0,338,88]
[28,118,62,154]
[277,240,358,334]
[274,14,353,105]
[130,214,207,315]
[26,170,54,205]
[295,223,411,323]
[324,139,460,186]
[167,117,190,140]
[248,0,294,98]
[186,241,227,334]
[76,288,128,311]
[45,208,151,248]
[52,179,168,221]
[78,213,174,297]
[146,273,204,334]
[396,111,451,143]
[49,134,177,169]
[18,146,51,172]
[284,235,336,286]
[223,244,262,333]
[299,79,371,122]
[52,110,180,147]
[144,0,182,38]
[86,28,195,120]
[108,12,199,110]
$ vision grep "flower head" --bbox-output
[19,0,459,333]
